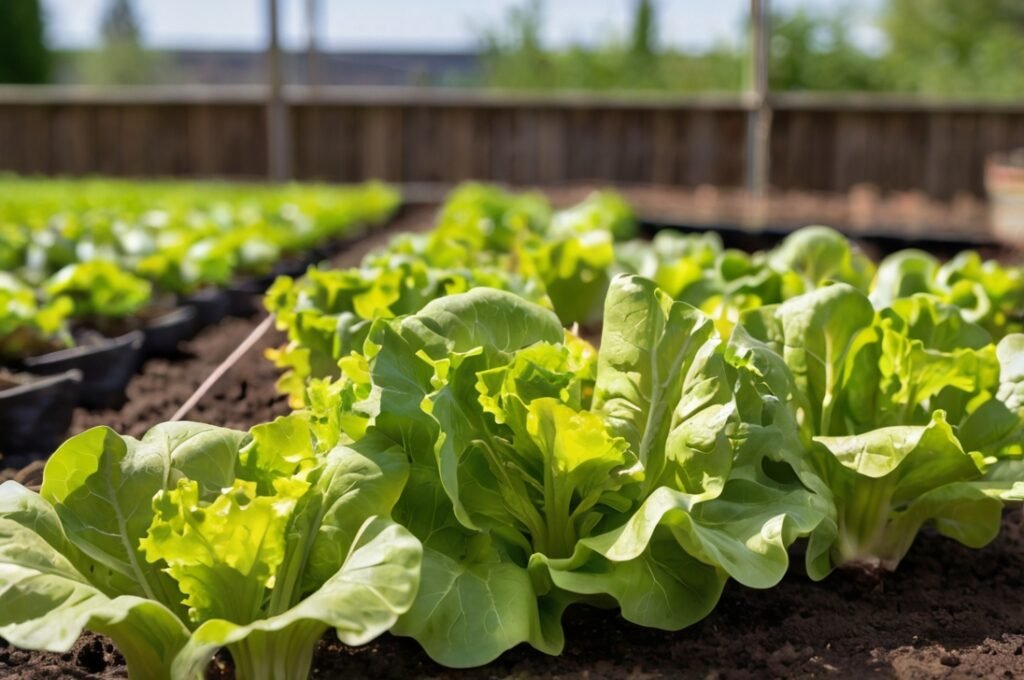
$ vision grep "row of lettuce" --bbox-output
[0,178,399,360]
[267,184,1024,405]
[0,183,1022,679]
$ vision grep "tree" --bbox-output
[880,0,1024,97]
[769,7,882,91]
[101,0,143,45]
[630,0,657,58]
[85,0,159,85]
[475,0,1024,97]
[481,0,554,89]
[0,0,51,84]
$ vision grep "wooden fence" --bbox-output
[0,86,1022,198]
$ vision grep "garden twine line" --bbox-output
[170,314,276,422]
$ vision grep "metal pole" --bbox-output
[746,0,771,197]
[305,0,319,90]
[267,0,291,181]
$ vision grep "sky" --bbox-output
[42,0,883,52]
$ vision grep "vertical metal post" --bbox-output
[305,0,320,90]
[267,0,291,181]
[746,0,771,197]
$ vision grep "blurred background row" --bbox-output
[1,0,1023,245]
[2,0,1021,96]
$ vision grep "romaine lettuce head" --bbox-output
[870,249,939,309]
[535,275,828,636]
[0,418,420,680]
[313,280,827,666]
[770,225,875,295]
[728,284,1015,576]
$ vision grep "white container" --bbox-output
[987,150,1024,246]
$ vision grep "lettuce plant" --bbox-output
[366,187,633,327]
[44,260,153,320]
[727,284,1020,575]
[2,179,399,292]
[616,226,874,338]
[0,272,72,359]
[549,190,636,241]
[517,226,616,325]
[973,333,1024,484]
[265,259,550,406]
[0,418,420,680]
[535,276,827,633]
[616,230,724,300]
[871,249,1024,339]
[0,222,29,271]
[311,279,827,667]
[393,183,551,269]
[515,192,635,324]
[769,225,875,294]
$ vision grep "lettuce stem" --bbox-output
[835,475,896,569]
[227,624,323,680]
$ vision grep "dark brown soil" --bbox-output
[3,200,1023,679]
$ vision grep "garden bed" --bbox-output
[0,205,433,485]
[1,192,1022,680]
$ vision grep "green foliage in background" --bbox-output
[482,0,1024,97]
[481,0,745,93]
[879,0,1024,97]
[0,0,51,84]
[768,7,885,92]
[83,0,161,86]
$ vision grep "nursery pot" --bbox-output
[0,369,82,458]
[143,305,198,358]
[183,287,231,331]
[23,331,144,410]
[225,281,264,318]
[227,256,315,317]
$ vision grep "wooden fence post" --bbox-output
[267,0,291,181]
[746,0,772,197]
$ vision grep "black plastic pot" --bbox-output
[143,306,197,358]
[0,370,82,458]
[274,256,315,280]
[225,281,264,318]
[183,288,231,331]
[637,219,999,259]
[226,255,318,317]
[23,331,144,410]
